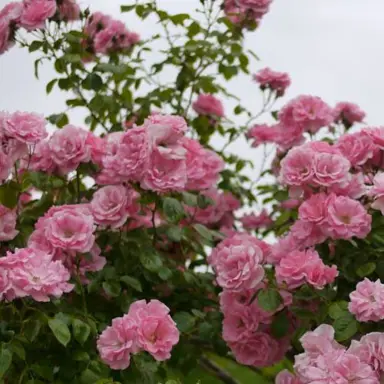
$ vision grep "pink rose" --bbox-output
[192,94,224,118]
[240,210,273,229]
[208,234,265,292]
[0,205,18,241]
[182,138,224,190]
[363,127,384,149]
[26,140,56,173]
[334,101,366,126]
[349,279,384,322]
[49,125,91,173]
[0,2,23,22]
[324,194,371,240]
[1,111,47,143]
[58,0,80,21]
[312,152,351,187]
[0,149,12,181]
[20,0,57,31]
[279,146,315,186]
[275,370,302,384]
[276,249,337,289]
[335,131,375,166]
[329,172,367,199]
[140,146,187,192]
[42,204,95,253]
[91,185,138,228]
[246,123,282,148]
[289,220,327,248]
[0,248,73,302]
[369,172,384,214]
[224,0,271,24]
[128,300,179,361]
[279,95,334,134]
[298,193,328,224]
[97,315,139,370]
[0,18,11,55]
[254,67,291,96]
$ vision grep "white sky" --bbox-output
[1,0,384,183]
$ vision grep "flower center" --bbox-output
[339,215,351,224]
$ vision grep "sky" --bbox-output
[1,0,384,181]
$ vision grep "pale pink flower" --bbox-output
[312,152,351,187]
[349,279,384,322]
[84,12,112,39]
[91,185,138,228]
[279,95,334,134]
[329,172,367,199]
[27,140,56,173]
[128,299,180,361]
[1,248,73,302]
[279,146,315,186]
[182,137,224,190]
[364,127,384,150]
[58,0,80,21]
[349,333,384,373]
[0,149,12,181]
[224,0,272,24]
[289,220,327,248]
[97,315,139,370]
[229,331,280,367]
[325,194,371,240]
[0,2,23,22]
[240,210,273,229]
[254,67,291,96]
[369,173,384,214]
[208,234,265,292]
[246,123,281,147]
[305,140,341,154]
[1,111,47,144]
[276,249,337,289]
[140,146,187,192]
[298,193,328,224]
[42,204,95,253]
[335,131,375,166]
[334,102,366,126]
[193,94,224,117]
[49,125,91,173]
[275,370,302,384]
[0,205,18,241]
[20,0,57,31]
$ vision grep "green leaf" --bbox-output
[271,312,290,339]
[120,276,142,292]
[328,301,349,320]
[48,318,71,347]
[166,225,182,242]
[193,224,213,242]
[171,13,189,25]
[0,182,19,209]
[72,319,91,345]
[95,63,126,74]
[48,113,69,128]
[334,315,358,342]
[356,262,376,277]
[102,281,121,297]
[46,79,57,94]
[0,345,12,379]
[197,194,214,209]
[29,41,43,52]
[121,5,136,12]
[173,312,196,333]
[139,248,163,272]
[162,197,185,223]
[257,289,282,312]
[24,319,42,342]
[8,340,25,360]
[62,53,82,63]
[181,192,198,207]
[83,73,103,91]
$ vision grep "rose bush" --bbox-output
[1,0,383,383]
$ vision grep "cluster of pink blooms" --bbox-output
[253,67,291,96]
[94,114,224,193]
[97,300,179,370]
[192,94,225,118]
[285,324,384,384]
[0,0,80,54]
[223,0,272,25]
[83,11,139,56]
[239,209,273,230]
[334,101,366,127]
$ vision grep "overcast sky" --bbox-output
[1,0,384,179]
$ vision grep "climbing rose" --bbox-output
[192,94,224,117]
[128,300,180,361]
[19,0,57,31]
[275,370,302,384]
[334,101,366,125]
[0,205,18,241]
[253,67,291,96]
[240,210,273,229]
[369,172,384,214]
[58,0,81,21]
[349,279,384,322]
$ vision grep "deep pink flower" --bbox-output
[0,2,23,22]
[182,137,224,190]
[324,194,371,240]
[0,205,18,241]
[334,102,366,126]
[0,248,73,302]
[97,315,139,370]
[279,95,334,134]
[349,279,384,322]
[254,67,291,96]
[57,0,80,21]
[41,204,95,253]
[91,185,138,228]
[20,0,57,31]
[49,125,91,173]
[1,111,47,144]
[335,131,375,167]
[240,210,273,229]
[193,94,224,118]
[128,300,179,361]
[279,146,315,186]
[208,234,265,292]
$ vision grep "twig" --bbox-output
[199,356,239,384]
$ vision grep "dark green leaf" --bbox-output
[257,288,282,312]
[193,224,213,242]
[271,312,290,339]
[356,262,376,277]
[102,281,121,297]
[72,319,91,345]
[46,79,57,94]
[24,319,42,342]
[29,41,43,52]
[0,182,20,209]
[181,192,198,207]
[166,225,182,242]
[328,301,349,320]
[173,312,196,333]
[162,197,185,223]
[120,276,142,292]
[334,315,358,342]
[48,318,71,347]
[0,345,12,378]
[121,5,136,12]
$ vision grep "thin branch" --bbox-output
[199,356,239,384]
